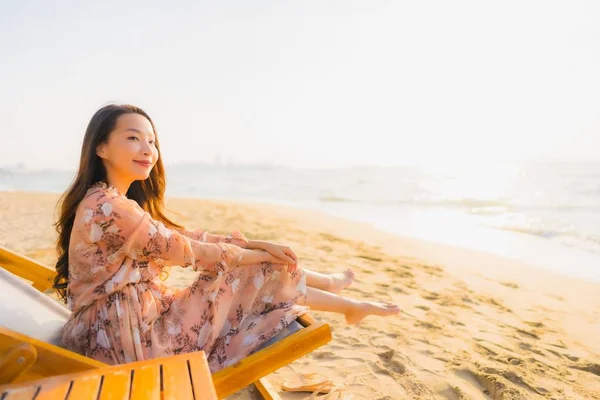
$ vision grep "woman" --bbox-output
[55,104,400,372]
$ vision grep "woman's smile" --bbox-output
[133,160,152,168]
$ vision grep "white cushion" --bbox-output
[0,268,69,346]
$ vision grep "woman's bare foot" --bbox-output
[327,269,355,294]
[344,301,400,325]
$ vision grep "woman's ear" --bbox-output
[96,143,106,159]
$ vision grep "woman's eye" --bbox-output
[149,140,156,145]
[128,136,139,141]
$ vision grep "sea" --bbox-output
[1,160,599,283]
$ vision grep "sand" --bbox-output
[1,191,599,399]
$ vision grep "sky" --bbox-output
[1,0,599,170]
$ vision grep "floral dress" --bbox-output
[61,182,308,372]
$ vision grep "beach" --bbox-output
[1,191,599,399]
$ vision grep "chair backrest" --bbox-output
[0,246,57,292]
[0,268,69,346]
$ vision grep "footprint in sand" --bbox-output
[476,295,512,313]
[454,367,538,399]
[405,281,418,289]
[361,269,375,275]
[368,360,395,377]
[311,350,337,360]
[367,333,399,347]
[421,264,444,277]
[336,335,367,348]
[384,331,401,339]
[414,321,442,330]
[398,271,415,279]
[479,366,551,396]
[356,254,383,263]
[515,327,540,340]
[473,342,498,357]
[375,349,407,375]
[543,347,565,359]
[318,245,334,252]
[507,357,524,366]
[318,233,348,244]
[383,266,415,280]
[453,368,499,399]
[524,321,545,328]
[518,342,545,356]
[422,291,440,301]
[569,362,600,377]
[546,339,567,349]
[563,353,580,362]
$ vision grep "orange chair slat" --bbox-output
[2,385,39,400]
[35,379,71,400]
[161,357,194,400]
[188,355,218,400]
[66,374,102,399]
[98,370,131,400]
[129,363,160,400]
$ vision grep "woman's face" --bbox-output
[96,113,159,183]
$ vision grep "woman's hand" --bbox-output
[237,249,290,266]
[244,241,298,272]
[259,242,298,273]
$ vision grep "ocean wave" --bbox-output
[484,221,600,254]
[398,197,600,213]
[317,195,515,209]
[316,194,600,213]
[318,196,355,203]
[401,197,512,210]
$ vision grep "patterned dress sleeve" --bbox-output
[92,196,244,274]
[176,228,249,248]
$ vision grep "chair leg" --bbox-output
[254,377,282,400]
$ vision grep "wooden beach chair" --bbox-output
[0,246,332,399]
[0,347,217,400]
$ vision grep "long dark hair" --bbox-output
[53,104,182,301]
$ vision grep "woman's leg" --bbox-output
[304,268,355,294]
[301,287,400,325]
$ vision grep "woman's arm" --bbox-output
[90,196,281,273]
[246,239,267,250]
[176,227,284,254]
[174,227,294,266]
[176,228,249,248]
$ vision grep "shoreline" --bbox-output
[5,186,600,285]
[1,191,599,399]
